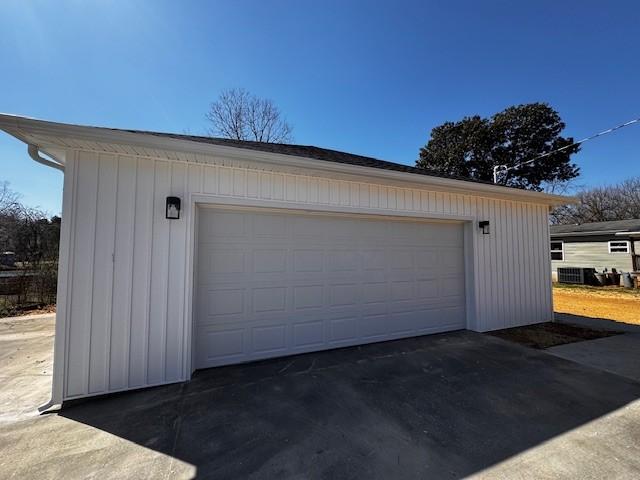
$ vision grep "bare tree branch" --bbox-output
[0,181,22,217]
[205,88,293,143]
[550,176,640,224]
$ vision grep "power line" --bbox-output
[493,116,640,184]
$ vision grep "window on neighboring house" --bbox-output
[550,241,564,261]
[608,240,630,253]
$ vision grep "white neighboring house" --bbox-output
[0,114,570,406]
[550,219,640,281]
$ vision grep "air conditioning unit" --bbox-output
[557,267,596,285]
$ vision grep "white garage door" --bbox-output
[194,207,466,369]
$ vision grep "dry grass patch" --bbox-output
[553,284,640,325]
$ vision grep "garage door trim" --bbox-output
[183,193,477,375]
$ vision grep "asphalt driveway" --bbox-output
[1,316,640,479]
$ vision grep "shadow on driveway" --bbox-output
[53,330,640,479]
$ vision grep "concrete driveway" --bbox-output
[0,313,55,423]
[1,316,640,479]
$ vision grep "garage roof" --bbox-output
[0,113,573,206]
[117,128,493,186]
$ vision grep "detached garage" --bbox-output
[0,114,568,405]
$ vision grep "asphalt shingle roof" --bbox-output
[550,219,640,234]
[118,129,499,187]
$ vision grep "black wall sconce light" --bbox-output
[166,196,181,219]
[478,220,490,235]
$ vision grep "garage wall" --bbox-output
[59,149,552,400]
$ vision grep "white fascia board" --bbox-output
[0,113,575,206]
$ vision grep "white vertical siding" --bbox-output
[147,161,171,385]
[128,157,155,387]
[66,153,98,398]
[88,155,117,394]
[166,162,187,381]
[50,151,76,403]
[109,156,137,391]
[59,149,553,400]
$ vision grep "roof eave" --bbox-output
[0,113,575,206]
[550,229,630,237]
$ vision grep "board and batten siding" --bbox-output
[551,241,635,273]
[59,149,552,400]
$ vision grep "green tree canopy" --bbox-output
[416,103,580,190]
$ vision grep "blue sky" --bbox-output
[1,0,639,215]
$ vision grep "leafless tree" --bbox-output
[550,176,640,224]
[0,183,60,314]
[0,182,21,255]
[206,88,293,143]
[0,181,21,217]
[619,177,640,218]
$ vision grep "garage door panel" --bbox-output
[362,249,385,270]
[329,317,359,343]
[292,321,325,348]
[196,327,245,365]
[195,208,466,369]
[252,249,287,273]
[391,311,423,334]
[201,210,248,238]
[362,282,389,304]
[415,249,439,268]
[440,276,465,298]
[417,279,439,298]
[329,283,360,307]
[253,213,288,237]
[293,249,324,272]
[252,287,287,313]
[293,285,325,310]
[251,324,287,354]
[202,250,245,275]
[388,250,414,270]
[359,314,389,339]
[328,250,359,272]
[197,248,245,278]
[390,281,415,301]
[429,306,466,327]
[292,216,329,238]
[429,223,463,243]
[357,302,388,317]
[205,288,245,316]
